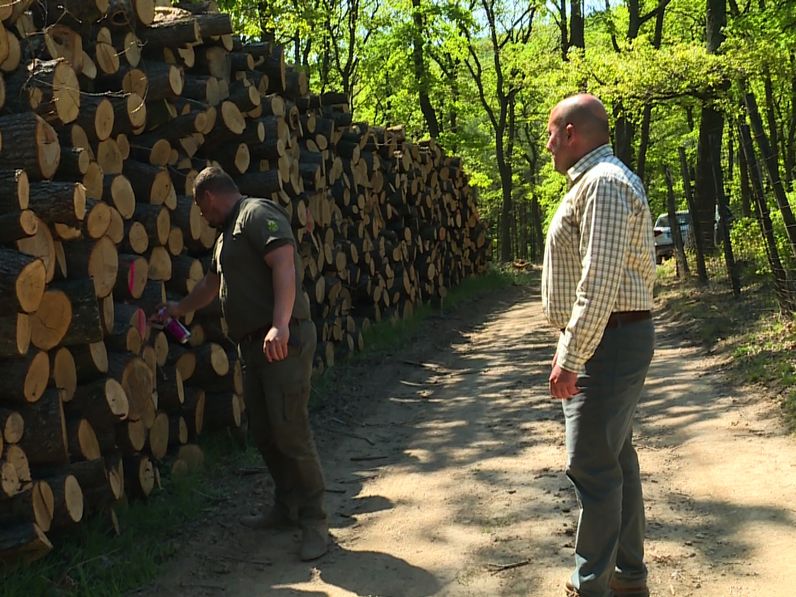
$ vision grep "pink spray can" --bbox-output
[157,307,192,344]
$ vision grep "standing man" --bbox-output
[542,94,656,597]
[159,166,328,561]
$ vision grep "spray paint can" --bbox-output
[156,307,191,344]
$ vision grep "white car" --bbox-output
[653,211,692,264]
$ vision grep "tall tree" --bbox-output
[693,0,727,251]
[459,0,536,262]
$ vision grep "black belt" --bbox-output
[560,310,651,333]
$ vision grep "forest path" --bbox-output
[142,284,796,597]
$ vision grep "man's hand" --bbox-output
[549,362,580,399]
[263,324,289,362]
[149,300,181,324]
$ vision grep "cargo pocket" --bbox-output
[282,385,309,422]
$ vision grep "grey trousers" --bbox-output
[562,318,655,597]
[238,319,326,524]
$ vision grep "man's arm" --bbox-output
[162,272,221,319]
[262,243,296,362]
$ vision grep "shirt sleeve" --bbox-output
[244,201,295,257]
[557,175,630,372]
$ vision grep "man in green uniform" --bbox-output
[159,166,328,561]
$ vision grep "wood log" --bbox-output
[4,444,29,485]
[108,92,146,135]
[140,62,183,101]
[0,482,53,534]
[18,388,68,466]
[0,351,49,404]
[55,147,89,181]
[5,58,79,125]
[195,12,233,38]
[120,220,149,254]
[82,198,112,240]
[103,174,136,219]
[123,453,155,498]
[147,411,168,460]
[123,160,175,208]
[184,342,228,387]
[67,418,101,462]
[114,418,146,453]
[69,459,112,514]
[15,217,55,285]
[63,236,118,298]
[0,248,46,314]
[156,364,183,413]
[0,459,19,497]
[28,289,72,350]
[0,409,24,444]
[236,170,282,196]
[67,378,128,432]
[139,17,199,47]
[168,343,195,382]
[0,522,52,563]
[182,387,204,439]
[115,254,149,301]
[49,279,104,347]
[133,203,170,246]
[51,346,77,402]
[95,137,124,174]
[167,254,203,295]
[32,0,109,28]
[27,180,86,232]
[71,342,109,383]
[107,353,154,427]
[202,392,241,430]
[45,472,83,528]
[75,94,115,141]
[168,415,188,447]
[0,169,29,211]
[147,245,172,281]
[182,73,220,105]
[0,312,30,359]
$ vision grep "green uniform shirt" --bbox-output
[210,197,310,343]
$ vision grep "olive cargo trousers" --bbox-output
[238,319,326,524]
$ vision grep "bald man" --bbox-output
[542,94,656,597]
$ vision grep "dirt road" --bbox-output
[144,284,796,596]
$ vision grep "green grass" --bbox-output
[655,258,796,430]
[3,266,531,595]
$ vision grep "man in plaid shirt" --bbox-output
[542,94,656,597]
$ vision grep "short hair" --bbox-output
[193,166,238,201]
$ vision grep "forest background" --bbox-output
[216,0,795,288]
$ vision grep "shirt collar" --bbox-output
[222,196,244,229]
[566,144,614,185]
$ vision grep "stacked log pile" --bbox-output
[0,0,488,561]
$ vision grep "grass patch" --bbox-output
[655,258,796,430]
[1,434,259,597]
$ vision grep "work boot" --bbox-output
[240,505,296,530]
[299,520,329,561]
[609,577,650,597]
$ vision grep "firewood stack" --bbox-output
[0,0,488,561]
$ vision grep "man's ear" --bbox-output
[565,123,574,140]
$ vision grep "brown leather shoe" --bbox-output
[299,520,329,561]
[609,577,649,597]
[240,506,297,530]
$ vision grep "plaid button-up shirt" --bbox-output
[542,144,656,372]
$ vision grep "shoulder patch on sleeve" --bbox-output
[266,219,279,232]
